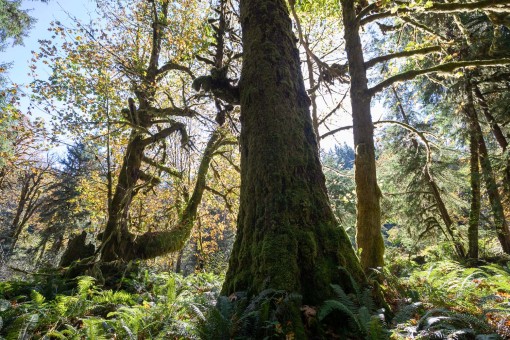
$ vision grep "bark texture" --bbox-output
[100,128,226,261]
[222,0,365,308]
[467,84,510,254]
[465,82,481,260]
[342,0,385,271]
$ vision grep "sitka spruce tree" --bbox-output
[222,0,367,332]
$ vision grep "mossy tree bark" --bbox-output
[98,1,233,262]
[466,83,510,254]
[100,128,232,261]
[465,81,481,260]
[466,82,510,254]
[222,0,366,310]
[341,0,385,272]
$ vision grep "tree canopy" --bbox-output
[1,0,510,338]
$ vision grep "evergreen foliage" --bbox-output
[0,268,222,339]
[318,281,389,339]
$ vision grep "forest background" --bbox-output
[1,0,510,338]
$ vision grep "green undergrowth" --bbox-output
[0,268,222,339]
[386,258,510,339]
[1,257,509,339]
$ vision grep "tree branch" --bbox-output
[156,61,194,79]
[142,155,182,179]
[369,58,510,96]
[399,16,449,42]
[365,45,442,69]
[145,106,198,118]
[138,170,161,186]
[140,121,188,147]
[320,125,353,140]
[361,0,510,26]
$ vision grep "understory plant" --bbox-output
[0,268,222,339]
[390,259,510,338]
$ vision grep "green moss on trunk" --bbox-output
[341,0,385,271]
[222,0,365,310]
[465,80,481,260]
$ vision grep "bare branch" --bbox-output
[320,125,353,140]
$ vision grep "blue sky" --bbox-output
[1,0,96,86]
[0,0,355,151]
[0,0,97,153]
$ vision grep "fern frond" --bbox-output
[76,276,96,298]
[330,284,357,311]
[359,288,376,313]
[30,290,46,306]
[189,303,206,321]
[393,302,423,324]
[318,299,362,332]
[358,306,371,333]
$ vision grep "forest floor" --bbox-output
[1,253,509,339]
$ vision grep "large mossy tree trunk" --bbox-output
[222,0,365,309]
[341,0,384,271]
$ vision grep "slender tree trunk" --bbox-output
[11,173,33,241]
[341,0,384,271]
[393,86,466,258]
[473,84,508,151]
[467,83,510,254]
[473,83,510,224]
[465,82,481,260]
[425,172,466,258]
[222,0,366,319]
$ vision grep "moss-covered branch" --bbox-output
[156,61,194,79]
[361,0,510,26]
[144,106,198,118]
[365,45,442,69]
[138,170,161,187]
[124,129,227,260]
[192,67,240,104]
[140,121,188,147]
[400,16,449,42]
[369,58,510,96]
[142,155,182,179]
